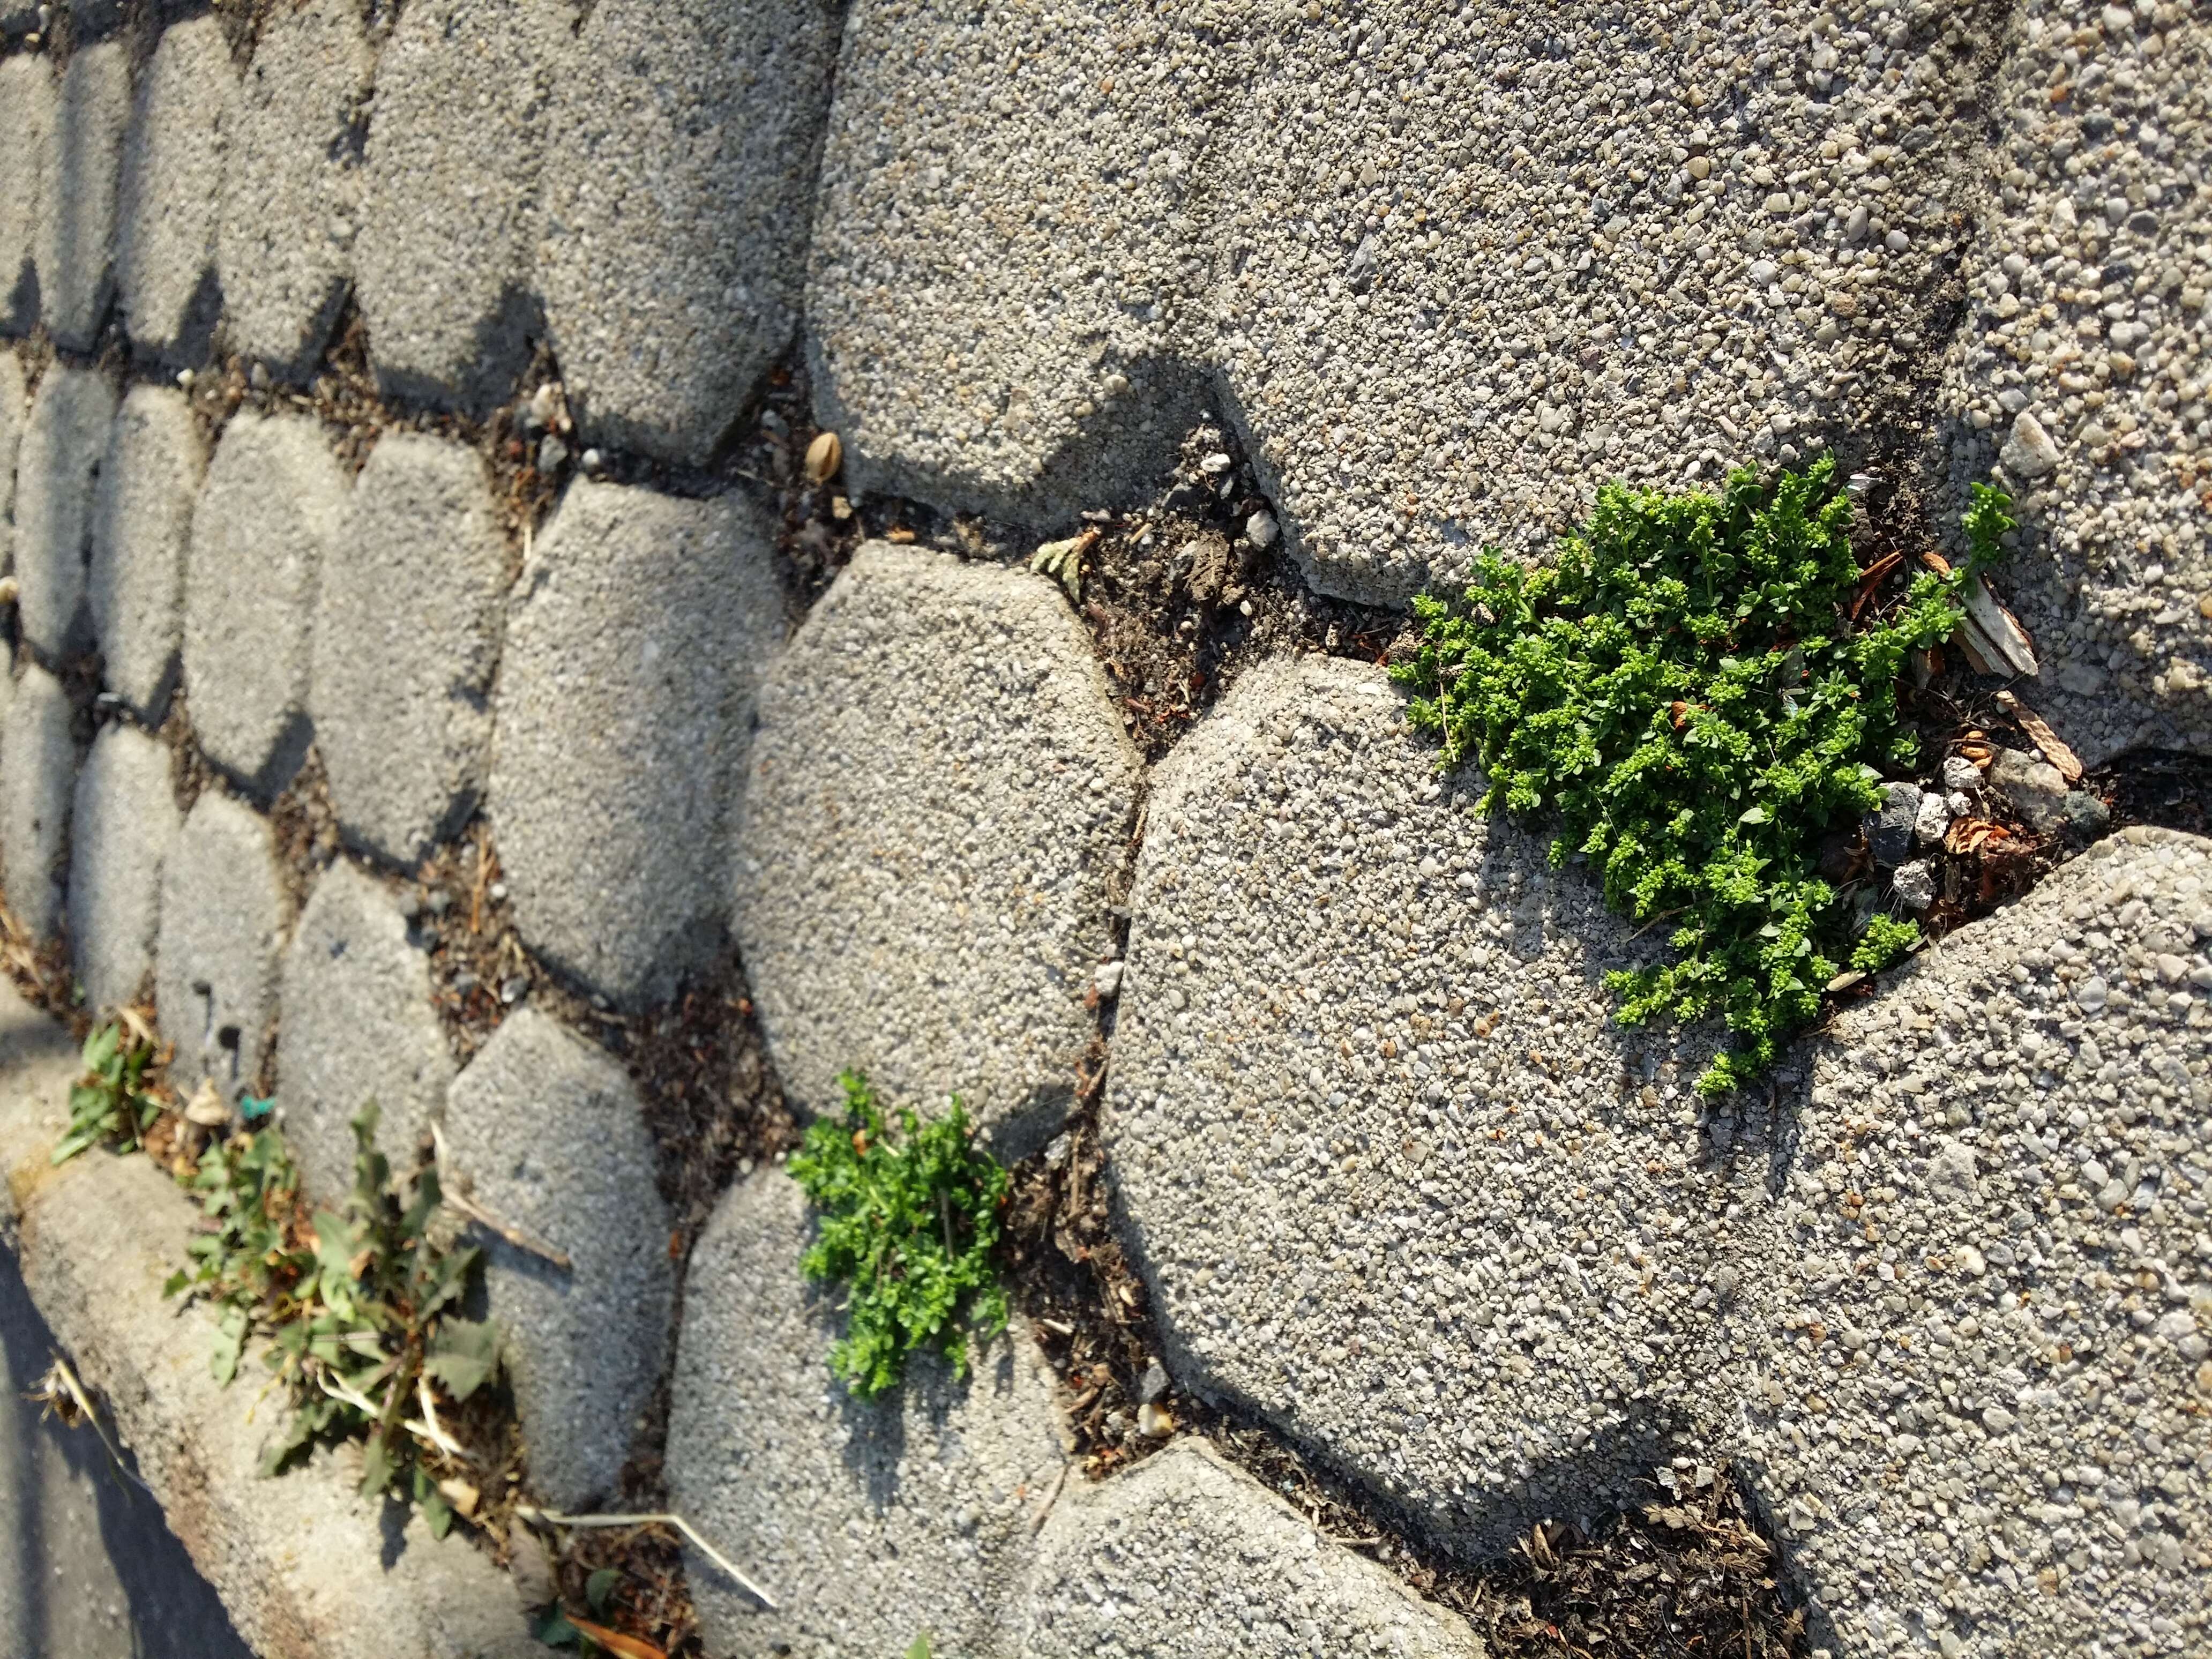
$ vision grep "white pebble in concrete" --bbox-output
[88,384,202,723]
[68,721,179,1015]
[442,1007,671,1512]
[733,541,1138,1160]
[315,433,505,866]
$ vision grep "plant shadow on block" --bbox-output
[788,1071,1011,1400]
[1393,458,2014,1095]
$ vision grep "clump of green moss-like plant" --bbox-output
[50,1019,162,1164]
[790,1072,1010,1399]
[1392,459,2012,1095]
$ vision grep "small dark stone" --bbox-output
[1872,782,1922,868]
[1139,1359,1169,1403]
[2061,790,2112,843]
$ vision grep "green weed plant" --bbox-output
[51,1020,161,1164]
[790,1073,1011,1399]
[1392,459,2012,1095]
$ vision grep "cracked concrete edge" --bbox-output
[0,981,537,1659]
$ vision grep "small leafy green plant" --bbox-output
[1392,459,2012,1095]
[790,1072,1011,1399]
[51,1019,161,1164]
[164,1103,502,1533]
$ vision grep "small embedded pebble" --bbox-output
[1892,860,1937,911]
[1245,510,1280,549]
[1912,791,1950,846]
[1093,960,1124,998]
[536,436,569,473]
[1940,756,1982,795]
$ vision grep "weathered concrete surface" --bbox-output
[0,983,540,1659]
[277,860,453,1202]
[156,790,284,1105]
[1104,655,1760,1557]
[182,409,343,795]
[1939,5,2212,769]
[316,433,505,866]
[809,2,2004,603]
[1022,1439,1482,1658]
[1740,828,2212,1659]
[540,0,842,465]
[0,662,75,940]
[734,543,1138,1160]
[116,16,233,361]
[442,1008,670,1512]
[68,722,179,1016]
[35,39,128,351]
[0,56,53,336]
[490,480,782,1008]
[13,362,116,657]
[0,350,26,577]
[216,0,373,380]
[0,1249,254,1659]
[666,1169,1069,1659]
[88,383,202,722]
[358,0,565,411]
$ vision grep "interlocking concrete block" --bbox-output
[13,363,117,659]
[35,40,127,350]
[277,860,453,1202]
[215,0,372,381]
[0,56,53,334]
[358,0,564,411]
[1939,5,2212,767]
[805,0,1207,523]
[116,17,233,361]
[490,480,781,1008]
[0,661,74,939]
[155,790,283,1105]
[1104,655,1761,1557]
[442,1007,671,1511]
[88,384,201,722]
[1021,1439,1481,1659]
[0,350,24,572]
[0,983,541,1659]
[67,722,178,1015]
[315,433,505,866]
[182,409,343,796]
[539,0,842,465]
[734,542,1138,1159]
[665,1170,1068,1659]
[811,4,2002,603]
[1740,828,2212,1659]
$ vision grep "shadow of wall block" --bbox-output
[181,409,343,797]
[68,722,180,1017]
[1020,1439,1482,1658]
[35,40,128,352]
[0,662,75,941]
[1936,3,2212,770]
[155,790,284,1105]
[276,860,453,1205]
[538,0,843,465]
[664,1169,1068,1659]
[806,1,2002,604]
[731,541,1140,1163]
[0,57,53,337]
[117,16,233,362]
[13,363,116,658]
[358,0,566,412]
[215,0,373,382]
[88,384,203,724]
[1102,654,1770,1560]
[440,1007,671,1513]
[1739,828,2212,1658]
[312,432,505,865]
[488,480,783,1010]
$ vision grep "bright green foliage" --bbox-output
[50,1020,161,1164]
[1850,913,1924,975]
[790,1072,1011,1399]
[163,1103,500,1533]
[1393,461,2011,1095]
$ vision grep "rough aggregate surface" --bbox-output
[13,363,114,660]
[155,789,286,1105]
[87,383,202,722]
[734,541,1140,1159]
[67,720,178,1017]
[35,39,126,353]
[0,662,76,941]
[115,15,232,361]
[0,55,53,337]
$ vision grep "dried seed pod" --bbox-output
[804,430,842,485]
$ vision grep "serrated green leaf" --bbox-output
[424,1318,500,1402]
